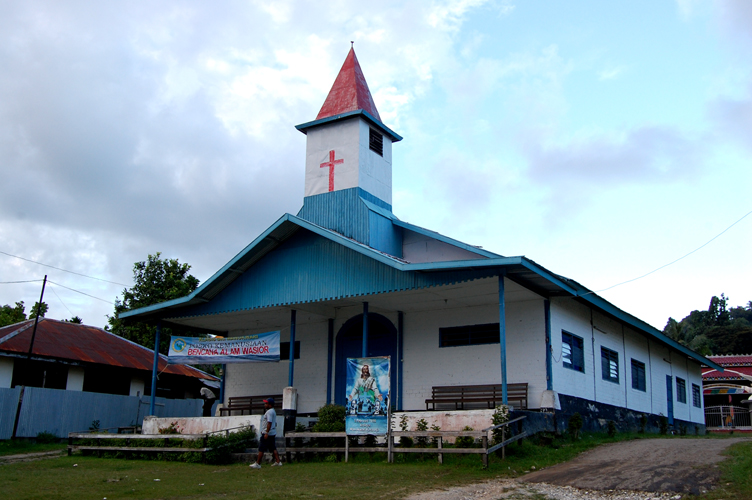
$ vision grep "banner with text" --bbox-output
[167,331,280,364]
[345,356,390,436]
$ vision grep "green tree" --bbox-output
[107,252,200,354]
[0,301,27,327]
[28,301,48,320]
[663,295,752,355]
[63,316,83,324]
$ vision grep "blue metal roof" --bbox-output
[119,213,722,372]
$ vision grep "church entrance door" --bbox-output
[334,313,398,407]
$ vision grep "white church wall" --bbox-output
[591,310,626,409]
[622,326,652,414]
[402,230,488,264]
[648,341,672,420]
[550,298,595,402]
[357,120,392,204]
[400,297,546,411]
[225,317,330,413]
[686,359,705,424]
[304,118,393,205]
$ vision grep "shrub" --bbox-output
[312,404,345,447]
[36,431,58,444]
[89,420,100,432]
[159,421,182,435]
[204,425,257,464]
[430,424,441,447]
[568,413,583,441]
[415,418,429,447]
[491,405,510,446]
[638,414,647,434]
[398,414,413,448]
[607,420,616,438]
[659,415,668,435]
[455,426,475,448]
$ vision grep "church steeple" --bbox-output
[316,48,382,122]
[295,48,403,255]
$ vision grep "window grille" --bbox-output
[676,377,687,404]
[631,359,646,392]
[601,347,619,383]
[562,331,585,372]
[369,128,383,156]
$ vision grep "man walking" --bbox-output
[250,398,282,468]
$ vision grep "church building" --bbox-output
[122,49,720,429]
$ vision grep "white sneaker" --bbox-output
[271,462,283,467]
[249,462,261,469]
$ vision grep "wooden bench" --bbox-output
[219,394,282,416]
[425,383,528,410]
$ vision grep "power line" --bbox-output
[47,280,114,305]
[595,208,752,294]
[0,280,44,284]
[48,285,75,317]
[0,250,128,287]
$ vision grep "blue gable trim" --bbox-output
[168,230,496,319]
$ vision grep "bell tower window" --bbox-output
[369,128,383,156]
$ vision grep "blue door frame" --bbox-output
[666,375,674,425]
[334,313,398,408]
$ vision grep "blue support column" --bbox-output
[326,318,334,404]
[398,311,404,411]
[362,302,369,357]
[289,309,297,387]
[149,321,162,416]
[498,273,508,405]
[545,299,553,391]
[219,364,226,405]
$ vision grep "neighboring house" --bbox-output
[702,354,752,407]
[0,318,217,398]
[121,49,721,430]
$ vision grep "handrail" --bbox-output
[482,415,526,433]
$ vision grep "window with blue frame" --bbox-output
[439,323,500,347]
[676,377,687,404]
[562,331,584,372]
[280,341,300,360]
[631,359,646,392]
[692,383,701,408]
[601,347,619,383]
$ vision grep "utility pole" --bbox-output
[12,275,47,439]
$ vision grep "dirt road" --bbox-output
[406,437,751,500]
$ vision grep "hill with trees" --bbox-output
[663,294,752,356]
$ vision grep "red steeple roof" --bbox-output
[316,48,381,121]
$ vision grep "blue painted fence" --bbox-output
[0,387,202,439]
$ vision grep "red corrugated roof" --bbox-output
[316,48,381,121]
[0,319,216,381]
[706,354,752,366]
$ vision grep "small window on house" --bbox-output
[439,323,500,347]
[369,128,383,156]
[631,359,646,392]
[601,347,619,383]
[280,341,300,360]
[562,331,585,372]
[692,383,701,408]
[676,377,687,404]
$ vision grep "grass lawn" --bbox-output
[0,439,66,457]
[1,434,749,499]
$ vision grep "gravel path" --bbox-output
[406,437,751,500]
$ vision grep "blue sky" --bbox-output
[0,0,750,333]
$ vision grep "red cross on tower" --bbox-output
[320,150,344,192]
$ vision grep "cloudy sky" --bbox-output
[1,0,750,332]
